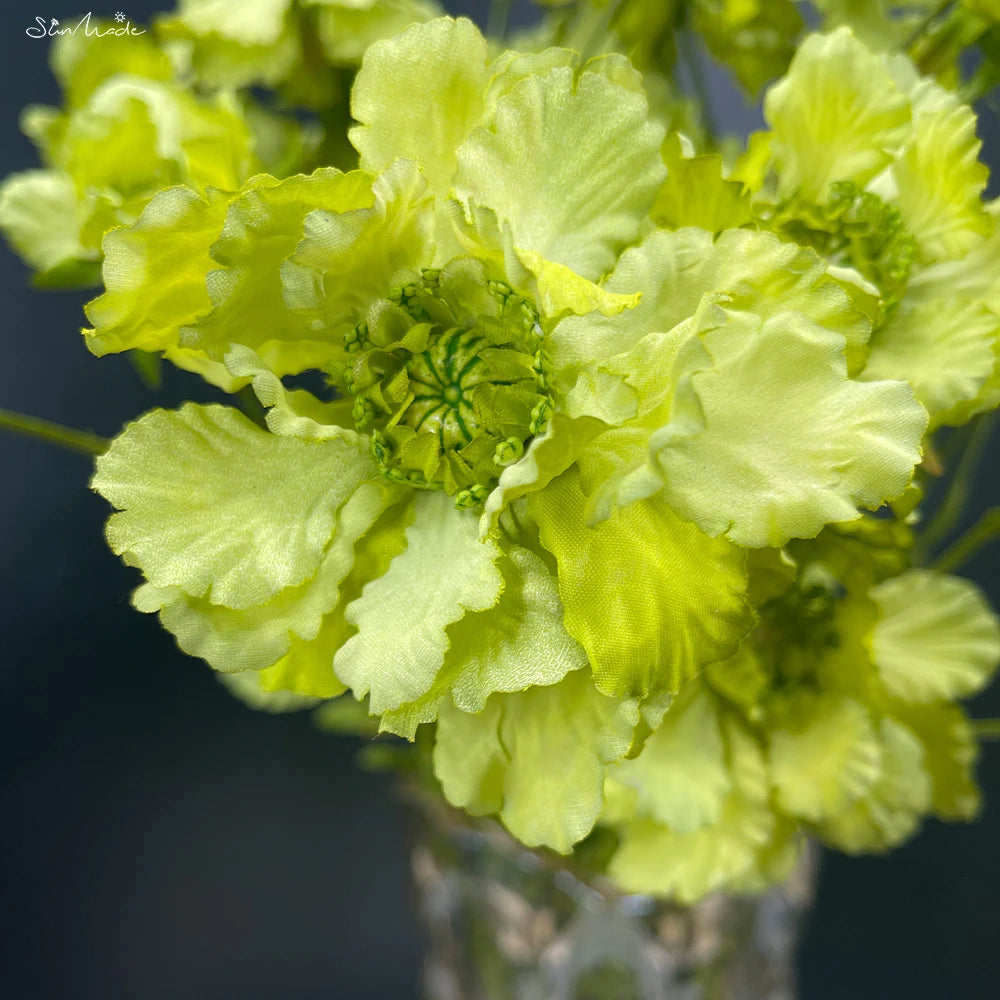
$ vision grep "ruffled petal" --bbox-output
[93,402,380,608]
[869,570,1000,703]
[349,17,490,196]
[528,467,750,699]
[434,669,639,853]
[454,63,664,281]
[645,307,926,547]
[333,490,503,715]
[764,28,911,201]
[381,543,586,737]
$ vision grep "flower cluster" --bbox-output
[4,5,999,902]
[0,0,441,288]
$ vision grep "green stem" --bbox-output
[0,407,107,456]
[487,0,512,40]
[904,0,957,52]
[915,411,998,563]
[679,27,718,147]
[558,0,623,62]
[931,506,1000,574]
[974,719,1000,742]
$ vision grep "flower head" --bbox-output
[83,17,999,895]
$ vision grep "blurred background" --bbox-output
[1,2,999,997]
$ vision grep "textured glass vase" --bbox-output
[408,797,816,1000]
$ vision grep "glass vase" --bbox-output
[407,794,817,1000]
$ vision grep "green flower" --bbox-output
[0,23,258,287]
[158,0,441,94]
[84,16,985,878]
[599,522,1000,898]
[758,27,999,429]
[89,17,670,853]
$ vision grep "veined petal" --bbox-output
[764,28,911,201]
[333,490,503,715]
[609,717,774,902]
[891,83,990,262]
[183,167,379,371]
[454,63,665,281]
[83,184,229,360]
[863,299,999,429]
[0,170,93,279]
[132,480,394,673]
[869,570,1000,703]
[610,681,730,833]
[768,694,882,822]
[647,309,926,548]
[349,17,490,196]
[447,197,640,320]
[93,403,379,608]
[550,227,871,376]
[888,701,981,821]
[381,544,586,738]
[434,668,639,853]
[281,158,433,340]
[528,467,750,699]
[819,717,931,851]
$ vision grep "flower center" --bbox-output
[339,261,553,508]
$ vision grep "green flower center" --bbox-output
[779,180,915,320]
[340,263,553,508]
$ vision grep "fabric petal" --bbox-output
[333,490,503,715]
[93,403,379,608]
[528,467,750,699]
[869,570,1000,703]
[646,308,926,548]
[764,28,911,201]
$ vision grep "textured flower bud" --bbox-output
[339,259,553,505]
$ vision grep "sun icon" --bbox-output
[114,10,126,21]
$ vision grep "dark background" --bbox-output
[2,2,999,997]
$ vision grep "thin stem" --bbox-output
[931,506,1000,574]
[558,0,622,62]
[487,0,512,41]
[679,28,718,147]
[915,411,998,563]
[974,719,1000,742]
[904,0,957,52]
[0,407,107,456]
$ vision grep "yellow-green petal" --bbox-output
[528,468,750,699]
[646,308,926,548]
[381,544,586,738]
[610,681,730,833]
[131,480,394,673]
[434,669,639,853]
[83,184,230,366]
[863,299,999,429]
[764,28,911,201]
[869,570,1000,703]
[93,403,379,609]
[333,491,503,716]
[890,84,990,263]
[454,63,665,281]
[349,17,490,197]
[819,717,931,852]
[768,694,882,822]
